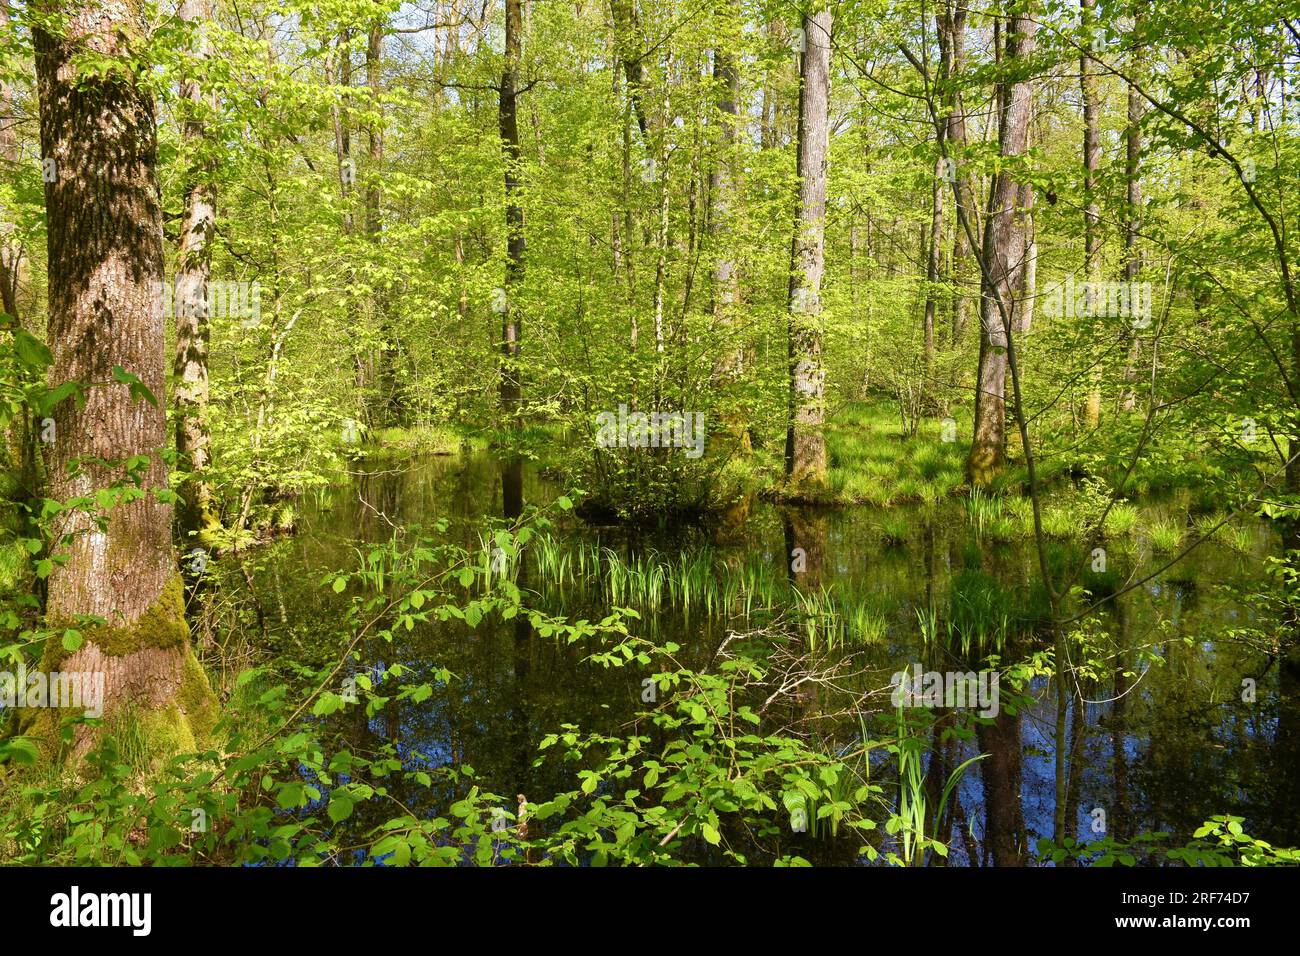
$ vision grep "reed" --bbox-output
[527,534,889,647]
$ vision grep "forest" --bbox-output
[0,0,1299,873]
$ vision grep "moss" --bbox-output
[43,574,189,667]
[967,447,1005,489]
[177,648,219,744]
[131,702,197,766]
[28,574,219,768]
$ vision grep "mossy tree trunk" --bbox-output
[784,7,831,490]
[33,0,216,762]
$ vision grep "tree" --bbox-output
[937,0,970,346]
[499,0,526,517]
[367,12,402,425]
[31,0,215,760]
[967,7,1035,487]
[785,6,832,490]
[1080,0,1102,426]
[709,23,747,447]
[173,0,218,542]
[1118,9,1144,411]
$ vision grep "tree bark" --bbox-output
[499,0,524,423]
[33,0,215,761]
[784,8,831,489]
[1119,25,1144,412]
[173,0,218,542]
[366,17,402,424]
[938,0,971,346]
[967,9,1035,487]
[1081,0,1102,427]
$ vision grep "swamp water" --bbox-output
[221,451,1300,865]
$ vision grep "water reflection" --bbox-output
[228,451,1298,864]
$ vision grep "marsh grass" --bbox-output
[1191,513,1258,554]
[364,425,463,458]
[918,568,1025,658]
[810,403,966,507]
[1145,517,1186,553]
[892,706,988,866]
[531,534,889,649]
[1103,502,1140,536]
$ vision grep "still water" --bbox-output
[221,450,1300,865]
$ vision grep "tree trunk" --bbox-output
[173,0,218,543]
[709,45,740,322]
[967,10,1035,487]
[0,0,40,556]
[976,706,1028,866]
[367,18,402,425]
[32,0,216,762]
[1081,0,1102,427]
[923,148,944,399]
[0,0,23,322]
[1016,181,1037,334]
[784,8,832,489]
[938,0,971,347]
[1119,28,1144,412]
[499,0,525,424]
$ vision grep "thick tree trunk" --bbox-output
[33,0,215,761]
[967,11,1035,487]
[976,707,1028,866]
[173,0,218,542]
[784,8,831,489]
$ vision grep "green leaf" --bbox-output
[0,737,39,766]
[14,329,53,368]
[327,797,354,823]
